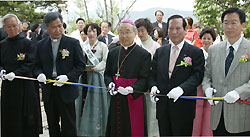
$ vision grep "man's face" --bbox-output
[46,18,63,39]
[3,17,20,38]
[101,22,109,36]
[34,26,40,34]
[156,11,163,23]
[118,23,136,47]
[77,20,85,30]
[223,12,245,40]
[168,18,186,45]
[22,22,28,30]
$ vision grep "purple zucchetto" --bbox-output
[121,19,135,26]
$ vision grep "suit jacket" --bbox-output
[152,21,168,38]
[150,41,205,120]
[202,38,250,133]
[98,34,114,45]
[34,35,86,103]
[29,28,46,43]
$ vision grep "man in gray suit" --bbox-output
[202,7,250,135]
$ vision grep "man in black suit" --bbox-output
[34,12,85,137]
[98,21,114,45]
[152,10,168,38]
[28,22,47,43]
[149,15,205,136]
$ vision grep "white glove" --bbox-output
[5,72,15,81]
[53,75,69,87]
[37,73,47,84]
[150,86,160,103]
[224,90,240,103]
[205,88,219,105]
[0,69,6,80]
[167,87,184,102]
[117,86,133,95]
[108,82,117,96]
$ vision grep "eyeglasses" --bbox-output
[4,24,19,29]
[118,31,133,35]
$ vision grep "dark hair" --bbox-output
[83,23,101,36]
[135,18,153,33]
[185,17,193,27]
[155,10,164,16]
[167,15,187,30]
[199,27,216,41]
[43,12,63,27]
[76,18,85,24]
[30,22,39,32]
[153,27,165,38]
[100,21,112,28]
[221,7,246,24]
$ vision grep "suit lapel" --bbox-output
[46,38,53,61]
[56,35,65,61]
[164,44,171,79]
[226,38,247,79]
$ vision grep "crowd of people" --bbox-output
[0,6,249,137]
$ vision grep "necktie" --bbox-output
[225,46,234,76]
[169,45,178,78]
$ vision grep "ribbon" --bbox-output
[6,75,250,104]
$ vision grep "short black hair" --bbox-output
[100,21,112,28]
[135,18,153,33]
[76,18,85,24]
[83,23,101,36]
[30,22,39,32]
[155,10,164,16]
[221,7,246,24]
[200,27,216,41]
[153,27,165,38]
[167,15,187,30]
[43,12,63,27]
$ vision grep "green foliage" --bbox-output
[0,1,65,24]
[194,0,250,38]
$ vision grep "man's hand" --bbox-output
[5,72,15,81]
[0,69,6,80]
[150,86,160,103]
[108,82,117,96]
[224,90,240,103]
[53,75,69,87]
[205,88,219,105]
[117,86,133,95]
[167,87,184,102]
[37,73,47,84]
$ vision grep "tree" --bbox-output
[194,0,250,38]
[0,1,65,24]
[96,0,137,32]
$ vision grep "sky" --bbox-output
[67,0,195,13]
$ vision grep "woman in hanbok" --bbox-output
[75,23,109,136]
[192,27,216,136]
[135,18,160,137]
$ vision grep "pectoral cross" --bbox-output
[115,72,120,80]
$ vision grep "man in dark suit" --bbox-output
[149,15,205,136]
[98,21,114,45]
[28,22,47,43]
[34,12,85,137]
[152,10,168,38]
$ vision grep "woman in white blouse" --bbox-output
[75,23,109,136]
